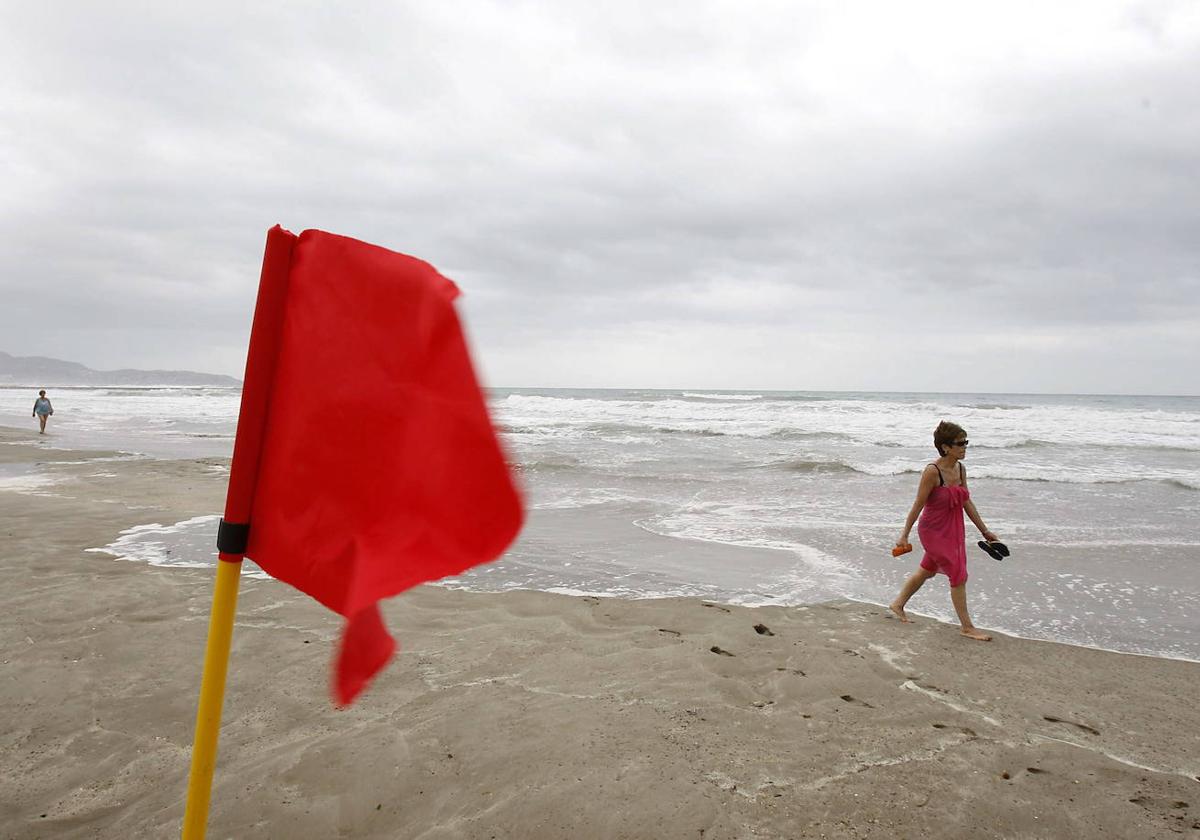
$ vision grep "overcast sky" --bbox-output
[2,2,1197,394]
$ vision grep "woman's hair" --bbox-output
[933,420,966,456]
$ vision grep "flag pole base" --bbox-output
[182,558,243,840]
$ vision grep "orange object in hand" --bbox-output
[892,543,913,557]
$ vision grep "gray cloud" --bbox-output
[2,1,1198,393]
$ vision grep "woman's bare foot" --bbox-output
[960,626,992,641]
[889,602,912,623]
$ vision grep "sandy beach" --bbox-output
[1,424,1198,839]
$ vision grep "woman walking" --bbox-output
[890,421,999,641]
[32,390,54,434]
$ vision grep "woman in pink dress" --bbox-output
[890,421,999,641]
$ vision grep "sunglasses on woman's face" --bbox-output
[953,440,969,447]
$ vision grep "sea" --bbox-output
[2,385,1198,662]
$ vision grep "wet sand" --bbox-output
[1,425,1198,839]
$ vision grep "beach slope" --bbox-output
[1,426,1197,839]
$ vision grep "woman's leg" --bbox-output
[949,583,991,640]
[38,415,47,433]
[890,567,935,623]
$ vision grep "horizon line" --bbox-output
[3,382,1196,399]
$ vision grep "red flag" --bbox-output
[230,226,523,705]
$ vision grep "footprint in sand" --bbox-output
[926,720,974,734]
[126,613,171,623]
[931,723,976,737]
[703,603,731,613]
[753,623,774,636]
[775,667,806,676]
[1128,794,1193,830]
[710,646,735,656]
[840,694,875,708]
[1042,715,1100,736]
[657,628,681,636]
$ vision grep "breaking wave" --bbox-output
[682,392,764,401]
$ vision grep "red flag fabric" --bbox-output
[239,226,523,705]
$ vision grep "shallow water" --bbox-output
[5,385,1197,660]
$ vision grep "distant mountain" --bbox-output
[0,351,241,387]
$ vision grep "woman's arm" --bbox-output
[962,467,998,540]
[897,466,938,545]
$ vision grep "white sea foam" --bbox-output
[532,487,652,510]
[86,515,272,579]
[0,473,62,495]
[494,392,1200,468]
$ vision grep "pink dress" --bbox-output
[918,466,969,587]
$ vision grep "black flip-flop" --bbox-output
[977,540,1008,561]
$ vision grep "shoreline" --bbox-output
[88,509,1200,668]
[91,525,1200,667]
[3,423,1200,837]
[6,419,1199,666]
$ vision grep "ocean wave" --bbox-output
[974,438,1053,450]
[581,422,717,441]
[495,424,534,435]
[753,457,1200,487]
[658,427,727,437]
[532,487,654,510]
[682,392,763,401]
[958,403,1032,411]
[766,429,856,442]
[977,437,1200,453]
[1091,441,1200,453]
[513,455,583,472]
[586,421,670,435]
[961,471,1199,489]
[504,421,730,439]
[759,458,866,475]
[509,439,1200,488]
[90,387,192,396]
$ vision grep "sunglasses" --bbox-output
[952,440,969,447]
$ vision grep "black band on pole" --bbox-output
[217,519,251,555]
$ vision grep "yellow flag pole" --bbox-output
[180,225,296,839]
[182,558,243,839]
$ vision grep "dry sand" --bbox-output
[1,424,1198,839]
